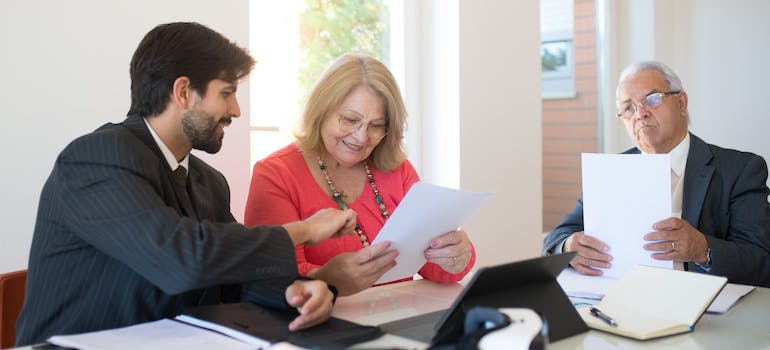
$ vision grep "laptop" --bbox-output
[380,252,587,344]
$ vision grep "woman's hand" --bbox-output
[424,230,472,274]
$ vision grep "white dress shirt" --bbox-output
[143,117,190,172]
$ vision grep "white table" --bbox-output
[332,278,770,349]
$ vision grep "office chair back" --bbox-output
[0,270,26,349]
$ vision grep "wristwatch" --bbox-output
[704,247,713,265]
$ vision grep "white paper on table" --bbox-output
[371,182,493,284]
[582,153,673,279]
[175,314,270,348]
[557,268,617,300]
[48,319,257,350]
[706,283,755,314]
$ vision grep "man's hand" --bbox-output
[424,230,472,274]
[308,241,397,296]
[564,231,612,276]
[643,217,709,264]
[284,279,335,331]
[283,208,357,246]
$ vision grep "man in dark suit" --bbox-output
[16,22,358,345]
[543,61,770,287]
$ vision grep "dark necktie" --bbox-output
[173,165,187,188]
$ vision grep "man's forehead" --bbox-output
[619,70,667,99]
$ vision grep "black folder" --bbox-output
[431,252,587,345]
[181,302,382,349]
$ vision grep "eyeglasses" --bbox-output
[338,115,388,140]
[616,91,680,119]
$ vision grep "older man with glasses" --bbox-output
[543,61,770,288]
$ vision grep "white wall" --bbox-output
[414,0,461,190]
[457,0,543,267]
[411,0,543,268]
[0,0,251,272]
[601,0,770,180]
[672,0,770,172]
[398,0,542,268]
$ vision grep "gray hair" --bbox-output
[616,61,684,101]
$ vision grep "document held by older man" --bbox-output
[582,153,673,279]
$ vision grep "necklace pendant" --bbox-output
[318,157,388,249]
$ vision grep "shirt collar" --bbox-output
[640,132,690,177]
[143,117,190,171]
[669,133,690,178]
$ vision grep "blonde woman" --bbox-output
[245,53,476,296]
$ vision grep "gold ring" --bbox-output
[671,241,676,251]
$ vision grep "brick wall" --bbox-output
[542,0,598,232]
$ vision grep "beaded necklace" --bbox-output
[317,156,390,247]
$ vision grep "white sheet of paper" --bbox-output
[48,319,257,350]
[175,314,270,348]
[557,268,617,300]
[371,182,493,284]
[706,283,755,314]
[582,153,672,278]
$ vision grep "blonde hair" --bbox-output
[296,53,407,171]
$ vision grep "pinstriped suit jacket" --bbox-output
[542,133,770,287]
[16,115,299,345]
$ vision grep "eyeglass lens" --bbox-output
[338,115,387,139]
[618,92,675,119]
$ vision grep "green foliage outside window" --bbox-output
[541,40,569,73]
[298,0,390,102]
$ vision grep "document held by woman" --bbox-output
[371,182,493,284]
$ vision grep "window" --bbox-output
[540,0,576,99]
[249,0,396,169]
[540,0,600,232]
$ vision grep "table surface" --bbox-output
[14,276,769,349]
[332,277,770,350]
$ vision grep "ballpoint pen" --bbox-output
[590,307,618,327]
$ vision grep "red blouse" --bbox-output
[244,143,475,283]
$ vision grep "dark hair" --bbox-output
[127,22,255,117]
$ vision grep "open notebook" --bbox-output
[577,265,726,340]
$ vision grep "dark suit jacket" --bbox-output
[16,115,299,345]
[543,133,770,287]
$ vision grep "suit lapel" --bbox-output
[682,134,714,227]
[122,115,199,219]
[123,115,166,162]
